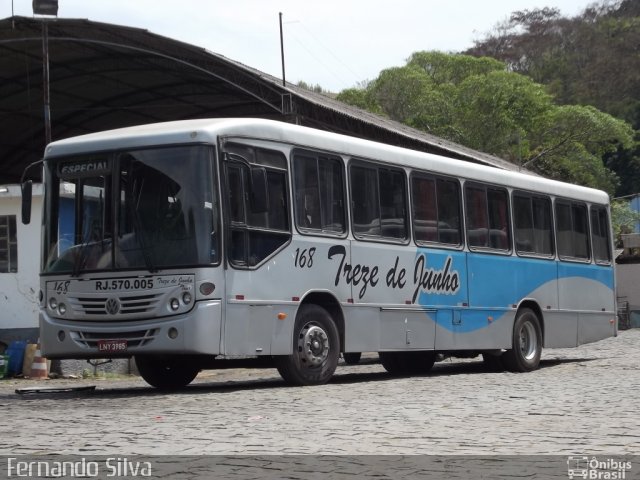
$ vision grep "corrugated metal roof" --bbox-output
[0,15,520,184]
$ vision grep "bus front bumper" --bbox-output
[39,300,222,359]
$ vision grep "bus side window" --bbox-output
[590,205,611,264]
[350,162,407,241]
[513,192,554,256]
[556,200,590,261]
[293,151,345,234]
[224,144,290,268]
[412,174,462,246]
[465,183,510,251]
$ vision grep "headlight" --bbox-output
[182,292,192,305]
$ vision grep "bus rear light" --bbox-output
[235,295,245,301]
[292,296,300,302]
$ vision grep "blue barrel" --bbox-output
[6,340,27,376]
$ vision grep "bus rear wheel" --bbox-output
[275,304,340,386]
[502,308,542,372]
[379,351,435,375]
[135,355,200,389]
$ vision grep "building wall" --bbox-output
[0,184,42,347]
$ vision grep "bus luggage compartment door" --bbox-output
[379,307,436,350]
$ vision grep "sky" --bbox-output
[5,0,592,92]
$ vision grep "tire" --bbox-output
[379,351,435,375]
[135,355,200,389]
[343,352,362,365]
[502,308,542,372]
[275,304,340,386]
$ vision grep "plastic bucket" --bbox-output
[6,340,27,376]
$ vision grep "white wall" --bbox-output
[616,263,640,311]
[0,184,42,331]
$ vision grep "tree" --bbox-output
[337,51,634,194]
[611,199,640,246]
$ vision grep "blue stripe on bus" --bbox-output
[415,248,614,333]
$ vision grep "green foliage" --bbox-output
[606,140,640,196]
[337,50,634,194]
[296,81,329,94]
[611,199,640,244]
[465,0,640,196]
[406,51,504,85]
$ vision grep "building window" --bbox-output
[0,215,17,273]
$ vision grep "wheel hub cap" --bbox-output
[299,324,329,366]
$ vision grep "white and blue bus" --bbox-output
[22,118,616,388]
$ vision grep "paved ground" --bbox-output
[0,329,638,456]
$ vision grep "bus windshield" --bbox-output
[43,145,218,274]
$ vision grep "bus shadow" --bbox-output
[12,356,600,400]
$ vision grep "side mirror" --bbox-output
[249,166,269,213]
[21,180,33,225]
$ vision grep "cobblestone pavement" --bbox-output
[0,330,638,456]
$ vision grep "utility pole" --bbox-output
[42,19,51,145]
[279,12,286,86]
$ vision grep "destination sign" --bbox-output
[58,158,111,178]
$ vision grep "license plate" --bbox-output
[97,339,128,353]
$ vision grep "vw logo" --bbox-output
[105,297,120,315]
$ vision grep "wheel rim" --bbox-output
[518,320,538,361]
[298,322,330,367]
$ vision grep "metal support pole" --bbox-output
[42,20,52,146]
[279,12,286,87]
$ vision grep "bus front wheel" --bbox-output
[502,308,542,372]
[275,304,340,386]
[135,355,200,389]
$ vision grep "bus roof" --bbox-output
[44,118,609,205]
